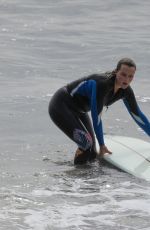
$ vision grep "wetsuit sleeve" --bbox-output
[75,80,104,145]
[123,88,150,136]
[89,81,104,145]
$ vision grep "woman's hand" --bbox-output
[99,145,112,157]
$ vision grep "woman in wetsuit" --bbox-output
[49,58,150,164]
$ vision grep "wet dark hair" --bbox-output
[108,58,136,78]
[115,58,136,72]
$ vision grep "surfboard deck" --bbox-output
[96,135,150,181]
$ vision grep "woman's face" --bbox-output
[115,64,136,89]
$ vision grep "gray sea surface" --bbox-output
[0,0,150,229]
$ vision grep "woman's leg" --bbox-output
[78,112,97,160]
[49,88,94,163]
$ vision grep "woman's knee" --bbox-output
[73,128,93,151]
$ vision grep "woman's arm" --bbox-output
[73,79,104,145]
[123,87,150,136]
[86,80,105,145]
[73,79,112,154]
[89,81,112,155]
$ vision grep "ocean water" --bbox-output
[0,0,150,229]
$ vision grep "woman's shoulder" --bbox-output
[87,72,111,79]
[124,85,136,101]
[125,85,134,94]
[66,72,112,92]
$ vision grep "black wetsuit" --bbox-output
[49,73,150,161]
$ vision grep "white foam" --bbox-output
[46,94,53,97]
[117,199,150,214]
[137,96,150,103]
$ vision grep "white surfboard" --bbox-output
[96,135,150,181]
